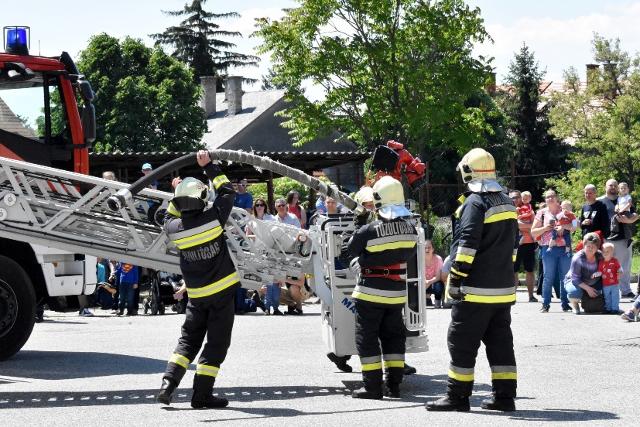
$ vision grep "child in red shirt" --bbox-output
[516,191,534,223]
[549,200,577,253]
[593,242,622,314]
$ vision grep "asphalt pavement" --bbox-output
[1,291,638,426]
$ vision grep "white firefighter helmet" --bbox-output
[457,148,502,192]
[354,186,375,204]
[171,177,209,213]
[372,176,411,219]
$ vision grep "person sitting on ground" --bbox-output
[563,232,604,315]
[424,239,444,308]
[549,200,577,254]
[594,242,622,314]
[279,274,308,315]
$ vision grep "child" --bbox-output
[611,182,633,238]
[593,242,622,314]
[549,200,577,254]
[621,295,639,321]
[517,191,534,244]
[262,282,283,315]
[115,261,139,316]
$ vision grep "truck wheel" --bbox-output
[0,255,36,360]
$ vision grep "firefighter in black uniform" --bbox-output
[348,176,418,399]
[157,150,239,409]
[427,148,518,412]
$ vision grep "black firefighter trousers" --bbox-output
[354,301,406,390]
[446,302,517,399]
[163,288,235,387]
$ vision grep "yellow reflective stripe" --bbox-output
[167,202,181,218]
[188,272,240,299]
[463,293,517,304]
[169,353,190,369]
[211,174,230,190]
[485,211,517,224]
[362,362,383,371]
[196,364,220,377]
[384,361,405,369]
[512,255,517,262]
[448,369,474,382]
[450,267,468,278]
[352,291,406,305]
[455,253,475,264]
[365,241,417,253]
[492,372,517,380]
[174,226,223,249]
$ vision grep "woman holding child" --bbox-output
[424,240,445,308]
[531,190,576,313]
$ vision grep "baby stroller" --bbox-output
[144,271,187,315]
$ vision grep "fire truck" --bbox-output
[0,26,428,361]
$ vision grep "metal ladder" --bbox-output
[0,157,310,289]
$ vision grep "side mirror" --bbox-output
[81,103,96,144]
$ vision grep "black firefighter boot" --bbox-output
[481,395,516,412]
[426,395,470,412]
[157,377,178,405]
[352,371,383,400]
[385,381,401,398]
[191,374,229,409]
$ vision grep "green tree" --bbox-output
[254,0,495,162]
[495,44,570,197]
[77,34,206,152]
[151,0,259,89]
[547,34,640,200]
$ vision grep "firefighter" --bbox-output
[348,176,418,399]
[157,150,239,409]
[426,148,518,412]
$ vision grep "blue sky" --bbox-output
[4,0,640,121]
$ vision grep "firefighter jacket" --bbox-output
[165,163,239,301]
[348,217,418,306]
[449,190,518,304]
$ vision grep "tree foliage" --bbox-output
[547,34,640,199]
[151,0,259,88]
[495,44,570,197]
[254,0,496,164]
[77,34,206,152]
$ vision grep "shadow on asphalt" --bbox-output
[0,351,166,380]
[475,408,619,422]
[0,385,349,409]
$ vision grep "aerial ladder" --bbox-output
[0,151,428,359]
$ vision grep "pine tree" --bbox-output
[151,0,259,89]
[497,44,569,195]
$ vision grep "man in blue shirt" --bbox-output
[233,179,253,213]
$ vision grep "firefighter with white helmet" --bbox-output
[347,176,418,399]
[427,148,518,412]
[157,150,239,409]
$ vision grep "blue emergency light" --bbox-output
[3,26,30,55]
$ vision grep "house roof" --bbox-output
[0,96,36,139]
[202,90,360,153]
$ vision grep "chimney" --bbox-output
[226,76,243,115]
[586,64,599,88]
[200,76,217,118]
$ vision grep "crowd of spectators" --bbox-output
[509,179,640,319]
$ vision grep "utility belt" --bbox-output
[361,263,407,281]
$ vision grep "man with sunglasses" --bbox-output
[157,150,239,409]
